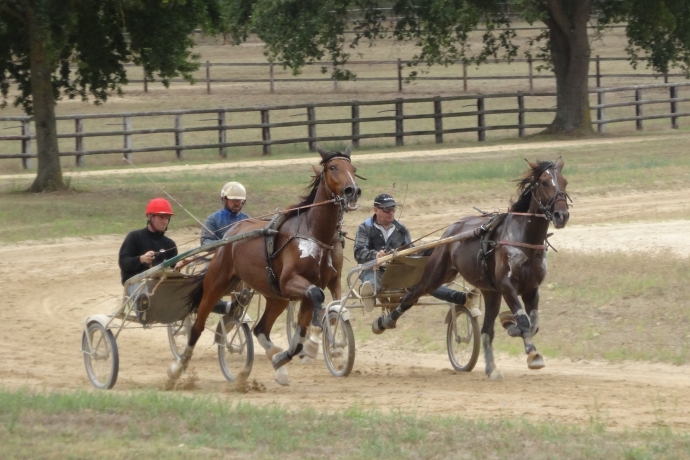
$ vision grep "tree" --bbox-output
[0,0,214,192]
[250,0,690,135]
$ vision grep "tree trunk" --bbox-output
[542,0,594,135]
[26,9,64,192]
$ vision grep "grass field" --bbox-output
[2,388,690,459]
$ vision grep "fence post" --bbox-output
[206,61,211,94]
[143,66,148,93]
[397,58,403,93]
[597,91,606,133]
[269,63,275,93]
[218,110,227,158]
[261,109,271,155]
[596,55,601,88]
[462,61,468,92]
[174,114,184,160]
[528,58,533,92]
[433,96,443,144]
[670,85,679,129]
[307,105,316,151]
[477,96,485,141]
[395,98,404,146]
[75,118,84,166]
[21,119,32,170]
[517,94,525,137]
[351,101,360,149]
[635,88,643,131]
[123,116,132,163]
[664,72,669,84]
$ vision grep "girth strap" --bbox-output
[499,240,547,250]
[263,213,288,296]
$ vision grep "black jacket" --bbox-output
[118,227,178,285]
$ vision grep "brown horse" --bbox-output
[169,147,361,385]
[372,158,570,380]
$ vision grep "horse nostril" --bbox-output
[343,186,354,196]
[356,188,362,198]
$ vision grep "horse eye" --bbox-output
[330,165,337,171]
[542,180,549,187]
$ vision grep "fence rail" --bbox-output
[2,82,689,169]
[117,55,688,95]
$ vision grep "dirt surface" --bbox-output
[2,204,690,431]
[2,139,690,431]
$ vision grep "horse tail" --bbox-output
[185,272,207,313]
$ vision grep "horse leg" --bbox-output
[272,279,325,369]
[481,290,504,381]
[167,269,239,381]
[372,248,456,334]
[522,288,544,369]
[253,297,290,385]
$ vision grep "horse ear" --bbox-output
[524,158,539,170]
[343,145,351,158]
[555,156,564,171]
[315,144,329,161]
[312,164,323,175]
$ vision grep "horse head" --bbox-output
[315,145,361,211]
[526,157,570,229]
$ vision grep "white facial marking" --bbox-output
[547,170,556,187]
[347,171,355,186]
[298,239,322,259]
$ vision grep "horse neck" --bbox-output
[299,184,340,243]
[505,194,550,244]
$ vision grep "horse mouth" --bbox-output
[346,202,359,211]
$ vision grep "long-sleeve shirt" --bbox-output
[200,208,250,245]
[118,227,178,285]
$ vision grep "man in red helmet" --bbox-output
[118,198,179,285]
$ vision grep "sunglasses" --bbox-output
[377,206,396,213]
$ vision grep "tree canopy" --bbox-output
[0,0,217,191]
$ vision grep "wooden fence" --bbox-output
[1,82,689,169]
[125,55,687,94]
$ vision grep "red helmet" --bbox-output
[145,198,174,216]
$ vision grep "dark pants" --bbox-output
[360,269,466,305]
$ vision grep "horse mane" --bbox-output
[510,160,555,213]
[283,149,350,218]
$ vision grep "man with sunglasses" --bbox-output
[354,193,471,312]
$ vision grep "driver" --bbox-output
[118,198,178,286]
[354,193,471,312]
[200,181,250,245]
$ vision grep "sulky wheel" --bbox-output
[285,300,299,344]
[217,315,254,382]
[167,312,196,360]
[82,322,119,390]
[446,304,480,372]
[322,310,355,377]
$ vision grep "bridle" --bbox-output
[528,166,572,225]
[320,156,358,213]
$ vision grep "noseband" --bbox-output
[530,166,571,224]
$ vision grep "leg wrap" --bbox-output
[306,285,326,327]
[272,325,305,369]
[389,306,404,322]
[515,310,531,335]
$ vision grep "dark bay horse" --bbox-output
[169,147,361,385]
[372,158,570,380]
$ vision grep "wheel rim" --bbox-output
[219,322,252,381]
[168,314,195,359]
[448,310,475,370]
[323,315,350,375]
[83,325,117,389]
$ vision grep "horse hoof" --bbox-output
[371,317,385,335]
[266,346,283,361]
[303,338,319,359]
[527,351,545,370]
[167,360,184,381]
[274,366,290,386]
[489,369,504,381]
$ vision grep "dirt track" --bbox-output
[2,138,690,431]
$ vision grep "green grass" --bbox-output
[2,388,690,459]
[2,132,690,244]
